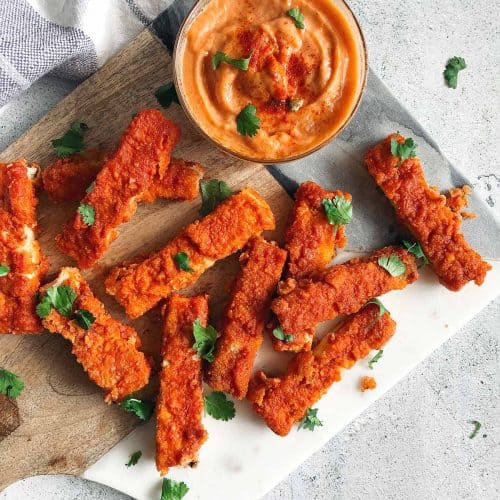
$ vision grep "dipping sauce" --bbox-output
[177,0,366,161]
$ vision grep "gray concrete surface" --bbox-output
[1,0,499,499]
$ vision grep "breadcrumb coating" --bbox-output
[40,268,151,402]
[247,304,396,436]
[156,294,209,475]
[365,134,490,291]
[360,376,377,392]
[205,237,286,399]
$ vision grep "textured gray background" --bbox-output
[1,0,499,499]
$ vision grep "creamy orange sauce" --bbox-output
[180,0,364,160]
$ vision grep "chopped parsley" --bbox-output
[403,240,429,266]
[155,82,179,108]
[126,450,142,467]
[469,420,481,439]
[236,104,260,137]
[368,350,383,369]
[0,265,10,277]
[390,136,417,164]
[203,391,236,421]
[298,407,322,431]
[377,254,406,277]
[173,251,194,273]
[45,284,77,317]
[78,203,95,226]
[288,98,304,112]
[0,368,25,398]
[86,181,95,194]
[161,478,189,500]
[192,319,218,362]
[444,56,466,89]
[119,396,154,422]
[272,325,294,343]
[212,51,251,71]
[199,179,233,217]
[287,7,305,29]
[74,309,96,330]
[366,298,388,317]
[52,121,88,157]
[322,195,353,226]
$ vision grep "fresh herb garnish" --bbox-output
[199,179,233,216]
[444,57,466,89]
[390,137,417,164]
[36,295,52,318]
[74,309,96,330]
[366,298,388,317]
[126,450,142,467]
[469,420,481,439]
[86,181,95,194]
[298,407,322,431]
[161,478,189,500]
[203,391,236,421]
[78,203,95,226]
[236,104,260,137]
[192,319,218,362]
[287,7,305,29]
[0,368,24,398]
[119,396,154,422]
[272,325,294,343]
[377,255,406,277]
[403,240,429,266]
[0,265,10,277]
[52,121,88,157]
[288,99,304,112]
[155,83,179,108]
[45,284,77,317]
[322,195,353,226]
[212,51,251,71]
[368,350,383,369]
[173,252,194,273]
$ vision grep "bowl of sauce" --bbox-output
[174,0,367,163]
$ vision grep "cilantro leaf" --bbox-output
[366,298,388,317]
[0,368,25,398]
[322,195,353,226]
[46,284,77,317]
[444,56,466,89]
[212,51,251,71]
[272,325,294,343]
[118,396,154,422]
[86,181,95,194]
[78,203,95,226]
[161,478,189,500]
[287,7,305,29]
[155,83,179,108]
[203,391,236,421]
[173,252,194,273]
[403,240,429,266]
[469,420,481,439]
[199,179,233,216]
[298,407,322,431]
[192,319,218,362]
[236,104,260,137]
[368,349,383,369]
[288,98,304,112]
[390,137,417,164]
[0,265,10,277]
[377,254,406,277]
[36,295,52,319]
[126,450,142,467]
[74,309,96,330]
[52,121,88,157]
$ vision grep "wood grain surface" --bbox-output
[0,29,291,490]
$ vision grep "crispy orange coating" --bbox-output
[156,294,209,475]
[56,110,180,268]
[40,268,151,402]
[271,246,418,337]
[0,161,48,334]
[365,134,490,291]
[106,188,276,319]
[247,303,396,436]
[360,376,377,392]
[205,237,286,399]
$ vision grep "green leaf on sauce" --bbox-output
[287,7,305,29]
[444,56,466,89]
[236,104,261,137]
[212,51,251,71]
[377,254,406,277]
[288,98,304,112]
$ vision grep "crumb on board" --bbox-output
[360,376,377,392]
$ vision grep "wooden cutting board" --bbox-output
[0,29,292,490]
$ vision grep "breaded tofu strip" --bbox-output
[365,134,491,291]
[0,161,48,334]
[39,268,151,402]
[56,109,180,268]
[272,246,417,337]
[247,303,396,436]
[206,237,287,399]
[106,188,275,319]
[156,294,209,475]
